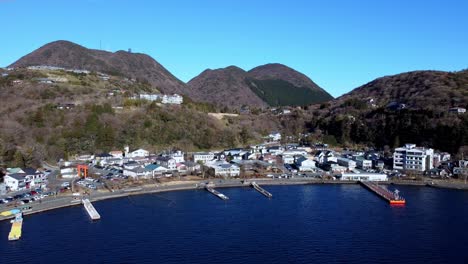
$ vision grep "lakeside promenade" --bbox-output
[1,177,466,222]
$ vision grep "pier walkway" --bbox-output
[205,187,229,200]
[251,182,272,198]
[82,199,101,220]
[360,181,405,205]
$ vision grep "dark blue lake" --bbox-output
[1,184,468,263]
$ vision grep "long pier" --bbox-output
[82,199,101,220]
[251,182,272,198]
[205,187,229,200]
[360,181,406,205]
[8,213,23,241]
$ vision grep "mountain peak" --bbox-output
[9,40,186,94]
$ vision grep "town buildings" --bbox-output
[393,144,434,172]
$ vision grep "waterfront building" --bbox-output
[4,174,26,191]
[393,144,434,172]
[295,157,316,171]
[207,161,240,177]
[339,173,388,181]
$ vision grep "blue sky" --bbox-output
[1,0,467,97]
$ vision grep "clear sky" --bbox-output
[1,0,467,97]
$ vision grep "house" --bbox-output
[109,150,124,158]
[295,157,316,171]
[393,144,434,172]
[123,166,151,179]
[19,168,46,187]
[183,161,201,173]
[4,174,27,191]
[127,148,149,158]
[267,146,284,156]
[282,155,295,164]
[353,156,373,169]
[193,152,215,164]
[156,156,177,171]
[100,158,124,166]
[261,154,277,164]
[95,153,114,161]
[169,151,185,163]
[123,160,141,170]
[208,161,240,177]
[314,150,335,164]
[449,107,466,114]
[337,157,357,170]
[144,164,167,177]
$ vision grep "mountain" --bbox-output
[186,66,268,108]
[334,70,468,110]
[311,70,468,154]
[9,40,186,94]
[187,63,333,108]
[246,63,333,107]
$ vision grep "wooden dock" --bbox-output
[360,181,405,205]
[251,182,272,198]
[82,199,101,220]
[205,187,229,200]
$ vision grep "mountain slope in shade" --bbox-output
[9,40,186,94]
[187,66,268,108]
[188,63,333,108]
[335,70,468,109]
[246,63,333,107]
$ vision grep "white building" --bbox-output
[208,161,240,177]
[139,94,161,101]
[393,144,434,172]
[156,156,177,171]
[295,157,316,171]
[339,173,388,181]
[353,156,373,170]
[162,94,183,104]
[60,166,78,179]
[127,148,149,158]
[169,151,185,163]
[267,132,282,142]
[193,152,215,164]
[4,174,26,191]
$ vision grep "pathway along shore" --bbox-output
[1,178,466,222]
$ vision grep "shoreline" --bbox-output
[1,178,467,222]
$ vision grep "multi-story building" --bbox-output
[193,152,215,164]
[393,144,434,172]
